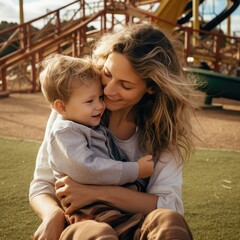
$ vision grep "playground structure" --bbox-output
[0,0,240,103]
[184,67,240,104]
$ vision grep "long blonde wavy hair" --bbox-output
[93,24,197,164]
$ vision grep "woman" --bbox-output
[30,24,195,239]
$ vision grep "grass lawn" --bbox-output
[0,137,239,240]
[183,150,240,240]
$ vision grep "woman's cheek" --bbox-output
[101,73,108,86]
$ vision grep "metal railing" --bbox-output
[0,0,239,96]
[0,0,107,95]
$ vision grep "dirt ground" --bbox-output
[0,91,240,151]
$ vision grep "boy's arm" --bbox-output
[50,127,140,185]
[137,155,154,178]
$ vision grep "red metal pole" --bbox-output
[31,54,37,92]
[213,34,221,72]
[1,67,7,91]
[27,23,31,49]
[72,33,77,57]
[56,10,61,34]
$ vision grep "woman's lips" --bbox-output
[105,95,121,101]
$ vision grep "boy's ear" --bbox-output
[53,100,66,115]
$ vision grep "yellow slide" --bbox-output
[133,0,189,31]
[154,0,189,27]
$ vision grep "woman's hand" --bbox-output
[33,208,65,240]
[55,176,99,215]
[55,176,158,216]
[65,213,94,225]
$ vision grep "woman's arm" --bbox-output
[30,194,65,240]
[147,150,184,214]
[55,176,158,216]
[55,150,183,216]
[100,185,159,214]
[29,110,65,239]
[29,109,58,200]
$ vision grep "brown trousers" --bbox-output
[60,208,193,240]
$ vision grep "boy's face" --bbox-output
[64,79,105,127]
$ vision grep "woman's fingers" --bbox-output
[55,176,69,190]
[61,196,71,211]
[55,187,66,200]
[55,176,72,200]
[61,197,68,207]
[55,177,100,215]
[65,202,77,215]
[58,197,76,215]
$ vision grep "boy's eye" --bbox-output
[86,100,93,103]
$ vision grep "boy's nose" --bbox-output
[96,100,105,110]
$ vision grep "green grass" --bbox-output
[0,137,239,240]
[0,137,41,240]
[183,150,240,240]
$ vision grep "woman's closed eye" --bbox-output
[103,66,133,90]
[103,68,111,78]
[121,81,133,90]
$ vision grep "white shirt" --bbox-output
[29,110,184,215]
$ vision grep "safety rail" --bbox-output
[183,26,240,74]
[1,1,81,56]
[121,5,240,75]
[0,0,107,95]
[0,0,240,96]
[0,0,105,57]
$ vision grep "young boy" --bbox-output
[39,53,153,232]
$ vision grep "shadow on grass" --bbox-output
[0,137,239,240]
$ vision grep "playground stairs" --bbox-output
[0,0,240,97]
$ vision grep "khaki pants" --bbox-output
[60,208,193,240]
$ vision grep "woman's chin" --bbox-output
[104,99,119,110]
[105,103,118,111]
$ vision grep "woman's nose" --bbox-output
[103,79,117,96]
[101,73,118,95]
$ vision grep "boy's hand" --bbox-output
[137,155,154,178]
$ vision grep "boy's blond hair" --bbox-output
[39,53,101,105]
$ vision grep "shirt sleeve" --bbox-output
[146,150,184,215]
[29,109,58,202]
[49,125,139,185]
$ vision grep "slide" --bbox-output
[129,0,240,104]
[184,67,240,105]
[131,0,190,30]
[153,0,189,25]
[177,0,205,25]
[177,0,240,31]
[201,0,240,31]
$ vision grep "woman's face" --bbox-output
[102,52,150,112]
